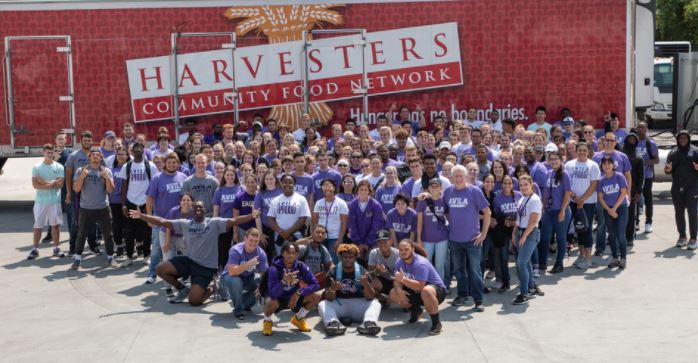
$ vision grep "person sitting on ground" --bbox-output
[318,243,382,336]
[221,228,269,319]
[389,239,446,335]
[128,201,259,306]
[261,241,320,336]
[367,230,400,304]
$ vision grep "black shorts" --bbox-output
[377,275,394,295]
[273,294,304,313]
[169,256,217,288]
[404,284,446,306]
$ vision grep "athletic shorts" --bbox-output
[33,203,63,229]
[377,275,394,295]
[272,294,304,313]
[404,284,446,306]
[169,256,217,288]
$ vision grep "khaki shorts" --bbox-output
[33,203,63,229]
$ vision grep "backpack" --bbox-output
[126,159,152,182]
[334,262,362,295]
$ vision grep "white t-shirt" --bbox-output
[564,159,601,204]
[313,197,349,239]
[516,193,542,228]
[118,160,158,205]
[268,192,311,231]
[178,132,189,146]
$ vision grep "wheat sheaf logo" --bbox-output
[224,4,345,131]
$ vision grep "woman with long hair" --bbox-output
[254,171,283,262]
[374,166,402,215]
[109,148,130,260]
[540,151,573,274]
[338,174,357,203]
[213,165,242,270]
[492,174,521,292]
[232,174,258,243]
[512,175,544,305]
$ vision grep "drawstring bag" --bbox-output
[573,208,589,233]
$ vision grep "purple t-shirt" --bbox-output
[165,206,193,238]
[527,161,548,187]
[542,170,572,210]
[443,184,489,243]
[386,207,417,242]
[232,191,257,229]
[375,185,402,215]
[311,168,343,201]
[293,173,315,199]
[213,185,243,218]
[596,172,628,207]
[493,190,522,218]
[254,188,283,227]
[146,171,187,217]
[337,192,355,204]
[224,242,269,278]
[416,199,449,242]
[494,177,518,193]
[592,150,631,174]
[394,254,446,289]
[636,139,658,178]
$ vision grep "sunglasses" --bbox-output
[337,164,349,167]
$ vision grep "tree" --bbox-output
[656,0,698,47]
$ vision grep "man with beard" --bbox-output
[129,201,259,305]
[65,131,99,256]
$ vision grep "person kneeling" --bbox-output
[389,239,446,335]
[222,228,268,319]
[261,242,320,336]
[319,243,382,336]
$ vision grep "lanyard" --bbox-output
[324,198,335,230]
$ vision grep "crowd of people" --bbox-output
[27,104,698,337]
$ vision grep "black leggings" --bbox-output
[110,203,125,247]
[643,177,654,224]
[217,230,234,270]
[672,187,698,240]
[124,202,151,258]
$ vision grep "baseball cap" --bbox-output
[534,145,545,152]
[562,116,574,125]
[428,178,442,186]
[253,121,263,129]
[376,229,390,241]
[438,141,451,150]
[104,130,116,138]
[544,144,559,153]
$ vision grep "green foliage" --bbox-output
[656,0,698,46]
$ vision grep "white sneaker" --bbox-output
[644,224,653,233]
[676,239,688,248]
[145,276,156,284]
[532,269,540,278]
[687,241,698,251]
[576,257,592,269]
[120,257,133,268]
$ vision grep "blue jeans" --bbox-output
[448,241,484,303]
[595,203,615,252]
[572,203,597,249]
[515,228,540,296]
[148,226,163,278]
[605,204,628,259]
[222,274,259,314]
[540,207,571,267]
[424,240,449,282]
[324,238,338,264]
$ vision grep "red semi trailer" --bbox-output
[0,0,654,156]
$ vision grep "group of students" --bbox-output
[27,104,698,337]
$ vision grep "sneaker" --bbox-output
[593,249,604,257]
[473,303,485,312]
[357,321,381,336]
[52,248,65,258]
[549,265,564,274]
[429,322,442,335]
[165,287,175,297]
[234,312,245,320]
[170,286,190,304]
[576,257,592,269]
[324,321,346,336]
[290,315,311,332]
[688,240,698,251]
[262,320,273,336]
[572,255,584,266]
[145,276,155,284]
[451,296,467,306]
[644,223,653,233]
[143,258,150,266]
[483,287,492,294]
[108,257,118,268]
[70,260,80,271]
[512,294,529,305]
[619,259,627,269]
[27,249,39,260]
[676,239,688,248]
[120,257,133,268]
[89,245,102,255]
[497,284,510,294]
[485,270,495,280]
[532,269,540,278]
[529,286,545,297]
[607,258,620,268]
[408,305,423,323]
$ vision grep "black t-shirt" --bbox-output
[327,264,369,299]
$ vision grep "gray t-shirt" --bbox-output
[298,243,332,274]
[65,149,89,174]
[171,217,228,269]
[74,166,111,210]
[367,247,400,279]
[181,174,219,217]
